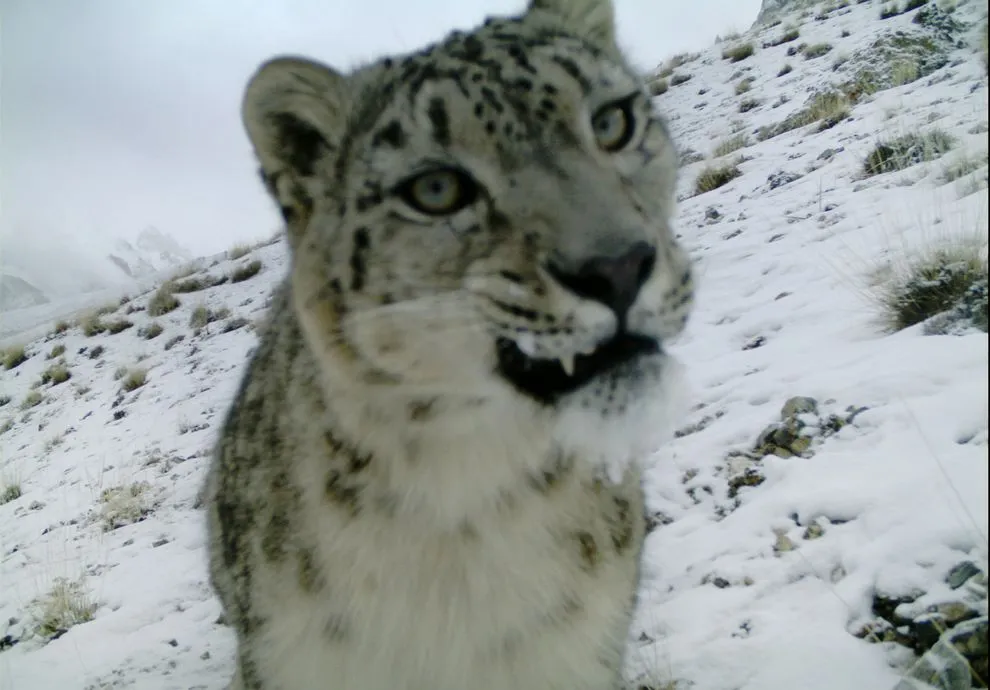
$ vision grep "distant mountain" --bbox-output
[106,227,195,281]
[0,274,49,311]
[0,226,194,312]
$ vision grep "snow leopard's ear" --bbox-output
[242,56,348,180]
[527,0,616,51]
[243,56,349,247]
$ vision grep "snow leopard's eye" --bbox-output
[398,168,478,216]
[591,98,636,152]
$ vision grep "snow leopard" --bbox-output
[203,0,694,688]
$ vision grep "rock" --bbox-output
[742,335,766,350]
[949,617,989,683]
[644,511,674,533]
[818,147,844,161]
[768,170,802,190]
[873,593,918,625]
[912,612,949,653]
[803,522,825,540]
[705,206,721,221]
[727,466,765,498]
[933,601,981,626]
[781,396,818,419]
[898,616,988,690]
[754,413,816,458]
[772,532,796,554]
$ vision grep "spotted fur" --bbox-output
[204,1,694,688]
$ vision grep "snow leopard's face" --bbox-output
[243,0,693,434]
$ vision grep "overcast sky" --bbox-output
[1,0,761,258]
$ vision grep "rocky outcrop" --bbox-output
[724,396,868,499]
[862,561,988,690]
[105,226,194,282]
[752,0,819,27]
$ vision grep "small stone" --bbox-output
[773,533,795,554]
[911,612,946,653]
[645,511,673,533]
[945,561,982,589]
[873,593,918,625]
[933,601,981,626]
[712,577,731,589]
[781,396,818,420]
[768,170,802,190]
[947,615,988,659]
[742,335,766,350]
[727,467,765,498]
[803,522,825,540]
[901,616,988,689]
[790,436,813,455]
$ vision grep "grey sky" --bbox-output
[2,0,761,258]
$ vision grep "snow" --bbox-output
[2,1,988,688]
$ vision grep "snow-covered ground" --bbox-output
[1,1,987,689]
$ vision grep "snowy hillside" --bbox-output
[1,1,988,689]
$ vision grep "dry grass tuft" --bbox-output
[2,345,28,370]
[230,260,263,283]
[868,234,987,332]
[147,284,180,317]
[694,162,743,195]
[863,129,955,177]
[32,577,98,640]
[721,42,755,62]
[119,368,148,392]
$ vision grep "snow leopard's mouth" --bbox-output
[495,332,660,404]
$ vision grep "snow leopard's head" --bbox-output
[242,0,693,456]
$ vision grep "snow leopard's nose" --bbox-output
[547,241,656,321]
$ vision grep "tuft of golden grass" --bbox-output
[32,577,98,640]
[120,368,148,392]
[863,129,955,177]
[866,233,987,332]
[721,42,755,62]
[230,259,263,283]
[713,134,749,158]
[20,390,44,410]
[40,363,71,386]
[694,162,743,195]
[147,284,180,317]
[2,345,28,370]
